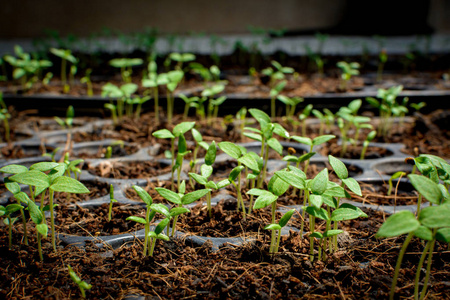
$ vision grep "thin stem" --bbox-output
[8,216,12,249]
[149,238,156,257]
[309,215,315,261]
[207,190,212,218]
[270,201,277,254]
[143,208,150,256]
[416,194,423,218]
[170,138,175,191]
[248,179,256,214]
[419,237,436,300]
[37,232,43,261]
[17,198,28,245]
[153,87,159,124]
[49,189,56,252]
[274,229,282,253]
[389,232,414,300]
[414,240,432,299]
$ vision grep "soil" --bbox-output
[86,160,172,179]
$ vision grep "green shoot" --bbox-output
[0,203,23,249]
[80,68,93,96]
[360,130,377,159]
[49,48,77,93]
[109,58,143,83]
[108,184,118,222]
[68,265,92,299]
[336,61,360,91]
[264,209,296,254]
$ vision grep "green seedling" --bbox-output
[102,82,138,124]
[269,80,287,119]
[336,61,360,91]
[42,72,53,86]
[264,209,296,254]
[152,122,195,190]
[179,94,199,120]
[276,95,303,123]
[243,108,289,188]
[173,134,191,188]
[43,147,61,162]
[109,58,143,83]
[366,85,410,139]
[201,83,226,125]
[261,60,293,118]
[235,107,247,141]
[188,128,210,179]
[298,104,313,136]
[169,52,196,71]
[4,45,52,91]
[80,68,93,96]
[376,174,450,300]
[142,54,169,124]
[377,49,388,82]
[54,105,75,154]
[218,141,260,218]
[360,130,377,159]
[108,184,118,222]
[63,152,84,180]
[410,101,426,112]
[156,180,210,236]
[8,162,89,252]
[105,146,113,159]
[247,173,290,253]
[163,70,184,126]
[0,203,24,249]
[126,185,171,256]
[0,92,11,143]
[67,265,92,299]
[50,48,77,93]
[129,95,151,120]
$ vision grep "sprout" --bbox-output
[68,265,92,299]
[50,48,77,93]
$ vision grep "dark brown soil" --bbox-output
[87,160,172,179]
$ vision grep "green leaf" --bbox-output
[218,141,241,159]
[5,204,23,214]
[189,173,207,185]
[26,197,43,225]
[376,211,420,237]
[291,136,312,146]
[243,132,262,142]
[238,153,259,171]
[126,216,147,224]
[216,179,230,189]
[205,141,217,166]
[309,194,324,208]
[279,209,296,227]
[132,185,153,206]
[173,122,195,136]
[36,223,48,237]
[152,129,174,139]
[29,162,60,172]
[309,168,328,195]
[312,135,335,146]
[248,108,271,126]
[170,207,190,217]
[0,164,28,174]
[10,170,50,188]
[177,134,187,153]
[419,205,450,228]
[248,189,278,209]
[5,181,21,195]
[305,206,329,220]
[267,137,283,155]
[408,174,442,204]
[50,177,89,193]
[331,206,368,221]
[323,230,344,238]
[310,232,324,239]
[200,164,213,179]
[155,218,171,235]
[229,166,244,181]
[413,226,433,241]
[342,177,362,196]
[206,181,218,189]
[436,228,450,243]
[265,223,281,231]
[268,174,290,196]
[191,128,203,143]
[328,155,348,179]
[155,188,181,205]
[182,189,211,205]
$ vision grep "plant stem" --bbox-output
[389,232,414,300]
[49,189,56,252]
[37,232,43,261]
[259,144,270,188]
[270,201,277,254]
[207,190,212,218]
[414,239,432,299]
[17,198,28,245]
[153,87,159,124]
[170,138,175,191]
[248,179,255,214]
[7,216,12,249]
[149,238,156,257]
[309,215,315,261]
[274,229,282,253]
[416,194,423,218]
[419,238,436,300]
[143,209,150,256]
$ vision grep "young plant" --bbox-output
[298,104,313,136]
[54,105,75,154]
[0,203,24,249]
[247,174,290,253]
[376,174,450,300]
[201,83,226,125]
[276,95,303,124]
[152,122,196,190]
[126,185,171,256]
[50,48,77,93]
[107,184,118,222]
[218,141,260,218]
[188,128,210,178]
[0,92,11,143]
[156,180,210,236]
[336,61,360,91]
[169,52,196,71]
[179,94,199,120]
[109,58,143,83]
[80,68,93,96]
[360,130,377,159]
[67,265,92,299]
[264,209,296,254]
[164,70,184,126]
[102,82,138,124]
[142,54,169,124]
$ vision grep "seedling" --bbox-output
[164,70,184,126]
[126,185,171,255]
[276,95,303,123]
[68,265,92,299]
[102,82,138,124]
[109,58,143,83]
[50,48,77,93]
[169,52,196,71]
[80,68,93,96]
[156,180,210,236]
[179,94,199,120]
[247,173,290,253]
[142,54,169,124]
[0,203,23,249]
[235,107,247,141]
[107,184,118,222]
[336,61,360,91]
[54,105,74,154]
[298,104,313,136]
[188,128,209,178]
[264,209,296,254]
[376,173,450,300]
[152,122,195,190]
[377,49,388,82]
[0,92,11,143]
[360,130,376,160]
[201,83,226,125]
